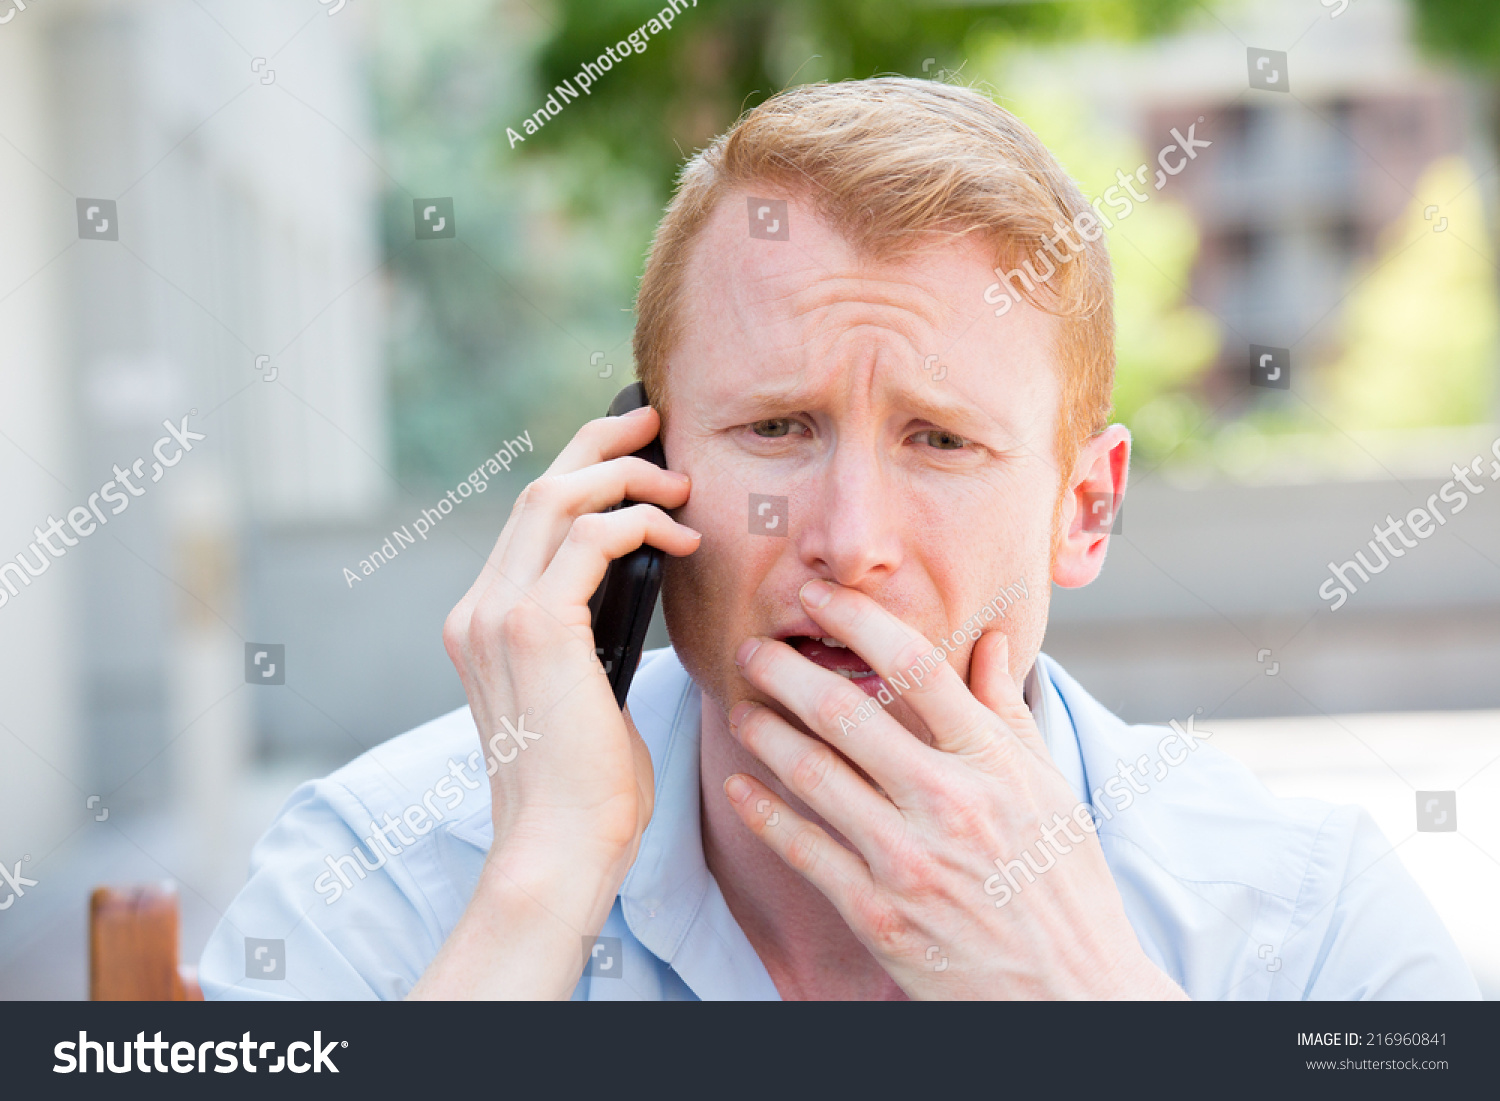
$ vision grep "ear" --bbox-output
[1052,423,1130,589]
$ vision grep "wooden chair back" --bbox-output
[89,883,203,1000]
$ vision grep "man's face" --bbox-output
[660,190,1066,742]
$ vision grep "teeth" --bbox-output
[833,667,877,679]
[820,637,848,648]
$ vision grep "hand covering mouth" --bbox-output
[783,635,881,687]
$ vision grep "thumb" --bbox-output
[969,630,1047,758]
[622,703,656,833]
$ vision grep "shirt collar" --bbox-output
[1026,657,1090,805]
[617,648,1086,999]
[617,650,781,999]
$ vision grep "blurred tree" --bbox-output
[522,0,1201,206]
[521,0,1210,449]
[1410,0,1500,424]
[374,0,655,488]
[378,0,1206,487]
[1411,0,1500,71]
[1322,157,1497,430]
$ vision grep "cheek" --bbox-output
[660,479,774,710]
[675,467,732,541]
[921,473,1052,558]
[661,466,768,628]
[907,478,1054,616]
[676,455,792,573]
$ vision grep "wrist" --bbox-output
[1102,951,1189,1000]
[482,837,632,933]
[410,842,631,1000]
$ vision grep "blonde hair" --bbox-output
[633,76,1115,481]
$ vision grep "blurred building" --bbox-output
[1006,0,1500,720]
[1143,40,1472,402]
[0,0,386,995]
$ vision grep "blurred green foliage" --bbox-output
[371,0,1497,490]
[1322,157,1497,430]
[372,0,1203,487]
[1411,0,1500,70]
[373,0,657,488]
[527,0,1201,202]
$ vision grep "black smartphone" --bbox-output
[586,382,667,708]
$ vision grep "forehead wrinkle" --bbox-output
[706,269,940,416]
[774,275,948,412]
[783,270,951,340]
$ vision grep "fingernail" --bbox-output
[623,404,654,419]
[724,775,752,804]
[734,637,762,668]
[729,700,754,730]
[800,579,833,608]
[668,470,690,484]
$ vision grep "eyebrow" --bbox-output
[729,378,1012,438]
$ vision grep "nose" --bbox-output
[795,439,904,587]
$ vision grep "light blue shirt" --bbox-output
[201,648,1479,1000]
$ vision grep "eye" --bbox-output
[750,418,808,439]
[912,428,968,451]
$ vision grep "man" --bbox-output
[202,78,1477,1000]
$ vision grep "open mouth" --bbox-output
[782,635,884,698]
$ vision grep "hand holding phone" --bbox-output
[418,385,697,998]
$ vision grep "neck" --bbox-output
[698,696,909,1001]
